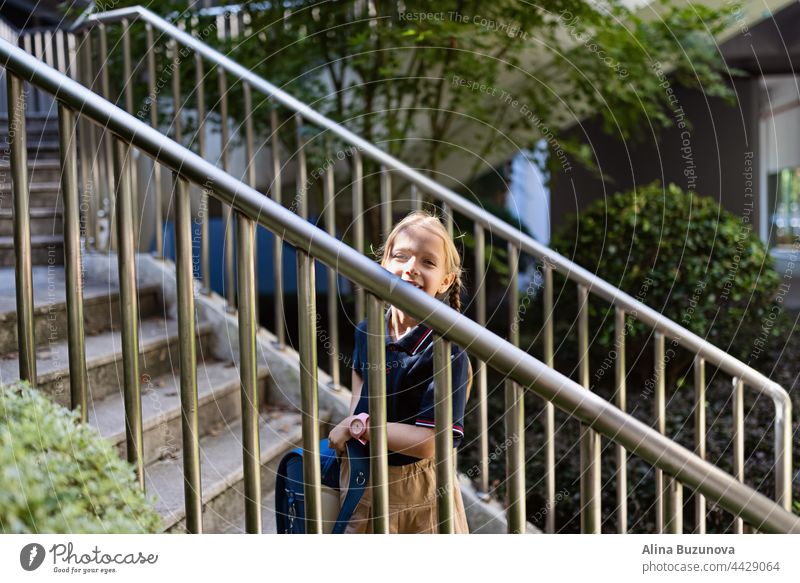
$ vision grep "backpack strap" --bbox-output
[332,440,370,534]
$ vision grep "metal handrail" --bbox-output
[80,4,786,400]
[76,4,793,523]
[1,35,798,534]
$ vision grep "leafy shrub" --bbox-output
[0,382,161,533]
[550,181,783,388]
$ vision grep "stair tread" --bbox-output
[90,359,268,446]
[0,317,212,385]
[146,409,304,528]
[0,266,160,316]
[0,208,62,218]
[0,180,61,191]
[0,234,62,246]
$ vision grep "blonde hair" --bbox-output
[377,210,464,312]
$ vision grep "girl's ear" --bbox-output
[437,273,456,295]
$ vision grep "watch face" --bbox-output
[351,419,364,435]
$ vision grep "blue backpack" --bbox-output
[275,439,369,534]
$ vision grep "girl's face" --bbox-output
[382,224,455,299]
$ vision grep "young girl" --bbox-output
[327,210,471,533]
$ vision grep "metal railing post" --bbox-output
[380,166,391,238]
[474,224,489,494]
[352,150,365,322]
[8,73,36,385]
[544,263,555,534]
[297,249,322,533]
[174,174,203,533]
[433,335,455,533]
[237,210,262,533]
[505,243,525,533]
[59,104,89,420]
[113,138,144,488]
[694,355,706,533]
[614,307,627,534]
[733,376,744,534]
[367,294,389,533]
[578,283,601,533]
[324,152,340,387]
[219,68,235,309]
[270,108,285,347]
[654,332,665,533]
[195,53,209,290]
[145,23,163,259]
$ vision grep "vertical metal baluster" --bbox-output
[324,149,340,387]
[615,307,627,534]
[380,166,391,239]
[238,211,262,533]
[121,19,139,246]
[505,243,525,533]
[219,68,235,309]
[578,283,601,533]
[54,30,65,73]
[9,73,36,384]
[654,332,665,533]
[99,24,116,251]
[270,108,285,346]
[352,150,365,322]
[295,113,308,219]
[75,33,92,248]
[367,295,389,533]
[544,263,555,533]
[474,224,489,494]
[174,175,202,533]
[774,396,792,511]
[195,53,209,290]
[113,138,144,488]
[664,478,683,534]
[33,33,44,110]
[243,81,258,322]
[433,335,455,533]
[297,249,322,533]
[59,105,88,421]
[442,202,453,237]
[171,40,182,144]
[82,30,101,249]
[733,376,744,534]
[145,24,163,258]
[410,183,421,211]
[694,355,706,533]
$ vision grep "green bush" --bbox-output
[550,181,783,385]
[0,383,161,533]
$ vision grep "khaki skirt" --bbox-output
[339,453,469,534]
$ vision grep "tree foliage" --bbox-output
[97,0,736,181]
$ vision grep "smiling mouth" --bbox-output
[404,279,422,289]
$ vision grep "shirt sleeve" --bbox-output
[415,346,469,447]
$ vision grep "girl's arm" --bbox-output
[349,370,363,415]
[385,423,435,459]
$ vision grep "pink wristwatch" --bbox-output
[349,413,370,444]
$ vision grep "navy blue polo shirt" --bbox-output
[351,310,469,466]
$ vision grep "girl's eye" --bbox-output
[424,260,436,266]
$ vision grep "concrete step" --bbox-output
[0,139,61,157]
[91,359,270,466]
[150,408,311,533]
[0,180,62,208]
[0,234,63,267]
[0,159,65,185]
[0,207,63,237]
[0,276,161,354]
[0,317,215,407]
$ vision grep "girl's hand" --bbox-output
[327,417,353,453]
